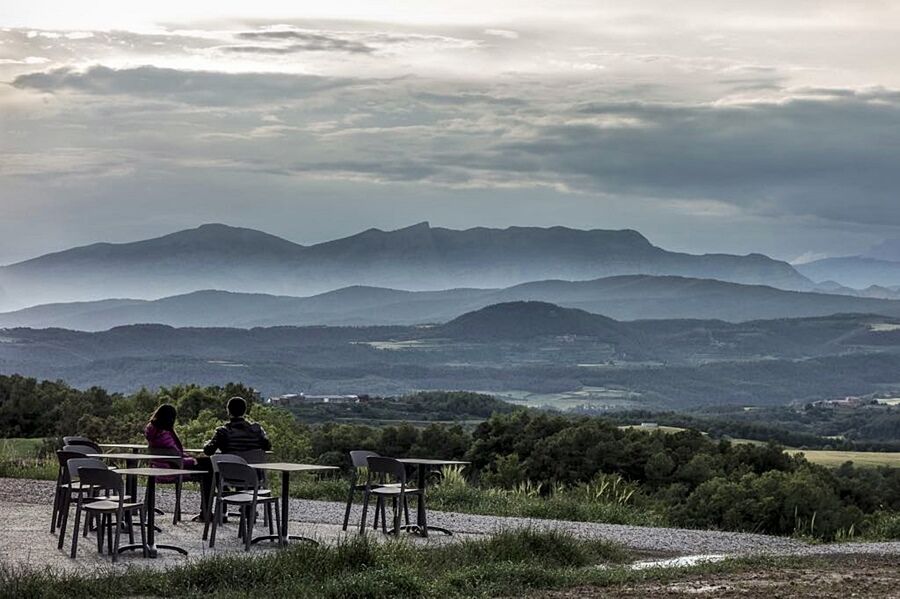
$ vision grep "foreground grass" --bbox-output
[3,529,889,599]
[0,529,631,599]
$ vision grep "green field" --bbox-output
[788,449,900,468]
[494,386,644,410]
[0,437,44,458]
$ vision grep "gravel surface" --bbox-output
[2,476,899,574]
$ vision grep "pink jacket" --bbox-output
[144,423,197,482]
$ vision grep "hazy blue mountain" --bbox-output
[795,256,900,289]
[3,274,900,330]
[0,222,812,311]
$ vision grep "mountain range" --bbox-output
[4,274,900,330]
[0,222,814,311]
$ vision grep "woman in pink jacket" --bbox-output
[144,404,197,473]
[145,403,213,519]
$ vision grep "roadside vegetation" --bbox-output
[1,374,899,542]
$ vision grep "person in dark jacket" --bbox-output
[203,396,272,455]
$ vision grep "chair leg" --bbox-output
[381,499,389,534]
[244,502,254,551]
[127,510,135,544]
[106,515,113,555]
[96,514,105,554]
[266,502,274,535]
[209,498,222,548]
[174,480,182,524]
[394,496,402,535]
[70,500,83,558]
[359,490,370,535]
[112,511,122,563]
[57,493,71,550]
[50,483,61,533]
[404,496,410,525]
[139,507,148,558]
[342,484,355,531]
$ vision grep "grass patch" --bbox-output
[0,438,56,480]
[2,531,886,599]
[0,529,630,599]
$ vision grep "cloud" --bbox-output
[12,65,357,106]
[228,29,374,54]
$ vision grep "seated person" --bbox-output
[145,403,213,516]
[203,396,272,456]
[145,403,198,474]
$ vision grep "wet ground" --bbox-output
[543,555,900,598]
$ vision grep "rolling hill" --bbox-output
[3,275,900,330]
[796,256,900,289]
[0,222,813,311]
[1,304,899,404]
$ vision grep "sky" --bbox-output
[1,1,899,265]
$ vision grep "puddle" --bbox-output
[629,554,729,570]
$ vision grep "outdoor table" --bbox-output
[397,458,470,537]
[113,467,204,557]
[98,443,151,451]
[247,462,339,545]
[87,453,182,505]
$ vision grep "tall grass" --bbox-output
[0,529,630,599]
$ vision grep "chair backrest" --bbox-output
[76,464,124,500]
[62,437,101,452]
[350,450,379,468]
[210,453,248,473]
[62,445,92,455]
[217,460,260,494]
[366,456,407,486]
[56,450,88,484]
[67,457,109,483]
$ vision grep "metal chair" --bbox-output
[342,450,408,531]
[207,456,282,551]
[360,456,423,535]
[69,464,146,562]
[62,437,101,453]
[61,445,92,454]
[51,450,90,535]
[57,457,131,550]
[203,454,273,541]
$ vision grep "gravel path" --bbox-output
[3,477,899,566]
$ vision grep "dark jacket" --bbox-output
[203,417,272,455]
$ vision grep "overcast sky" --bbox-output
[1,1,899,264]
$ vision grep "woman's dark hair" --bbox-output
[149,403,177,431]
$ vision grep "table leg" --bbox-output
[250,471,317,546]
[399,465,453,537]
[118,476,189,557]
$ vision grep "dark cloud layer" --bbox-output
[12,65,355,105]
[229,30,374,54]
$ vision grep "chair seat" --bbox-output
[221,492,278,504]
[369,486,420,496]
[225,489,271,497]
[84,500,144,511]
